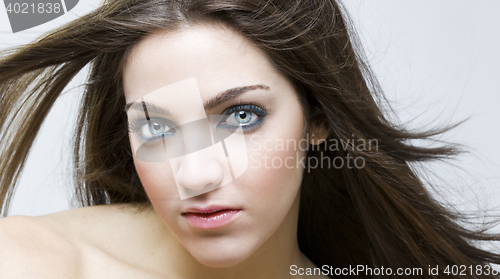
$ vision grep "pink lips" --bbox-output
[182,206,242,230]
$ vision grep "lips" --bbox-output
[182,206,242,230]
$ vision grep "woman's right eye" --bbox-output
[129,118,175,143]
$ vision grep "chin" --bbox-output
[192,250,252,268]
[186,239,257,268]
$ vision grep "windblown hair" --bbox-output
[0,0,499,278]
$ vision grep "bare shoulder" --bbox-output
[0,204,164,279]
[0,214,82,279]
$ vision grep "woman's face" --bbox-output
[123,24,307,267]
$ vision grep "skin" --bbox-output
[0,23,329,279]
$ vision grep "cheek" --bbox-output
[243,134,307,218]
[247,144,305,195]
[134,159,180,201]
[245,112,307,197]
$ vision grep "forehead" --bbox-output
[122,23,280,103]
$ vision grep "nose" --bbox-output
[174,146,225,192]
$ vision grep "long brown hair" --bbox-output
[1,0,499,277]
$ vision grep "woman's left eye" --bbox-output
[218,104,267,130]
[226,110,257,125]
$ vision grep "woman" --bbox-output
[0,0,499,278]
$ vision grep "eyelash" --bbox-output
[128,102,267,144]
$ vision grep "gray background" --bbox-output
[1,0,499,237]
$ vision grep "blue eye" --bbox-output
[236,111,251,123]
[128,117,175,143]
[218,104,267,130]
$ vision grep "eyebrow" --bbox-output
[125,100,170,115]
[124,84,270,112]
[203,84,270,110]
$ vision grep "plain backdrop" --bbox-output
[1,0,499,234]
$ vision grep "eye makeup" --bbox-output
[216,103,267,132]
[127,102,268,145]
